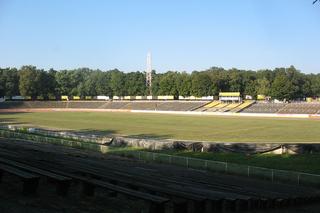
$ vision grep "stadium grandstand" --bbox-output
[241,102,320,114]
[0,100,209,112]
[277,102,320,114]
[1,94,320,115]
[241,102,287,113]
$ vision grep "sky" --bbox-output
[0,0,319,73]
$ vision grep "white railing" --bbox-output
[118,150,320,188]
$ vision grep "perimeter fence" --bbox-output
[118,150,320,188]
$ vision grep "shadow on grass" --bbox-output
[0,112,31,115]
[29,127,173,140]
[52,129,173,140]
[49,128,117,137]
[125,133,173,140]
[0,115,27,126]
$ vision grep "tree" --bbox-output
[270,72,294,100]
[19,66,41,98]
[124,72,147,96]
[227,69,243,92]
[110,70,126,96]
[159,71,180,98]
[191,72,212,97]
[95,71,112,96]
[309,74,320,97]
[55,70,73,96]
[151,71,161,96]
[177,72,192,97]
[34,69,57,99]
[285,66,305,99]
[244,80,257,97]
[70,69,87,96]
[83,72,98,96]
[256,78,270,96]
[47,69,58,98]
[206,67,229,96]
[0,68,20,97]
[242,71,257,97]
[301,76,312,98]
[1,64,320,101]
[0,69,4,97]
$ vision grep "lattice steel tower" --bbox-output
[146,52,152,95]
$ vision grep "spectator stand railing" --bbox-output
[119,150,320,188]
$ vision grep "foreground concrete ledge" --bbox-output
[111,137,320,154]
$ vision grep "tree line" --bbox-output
[1,65,320,100]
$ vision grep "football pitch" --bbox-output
[1,111,320,143]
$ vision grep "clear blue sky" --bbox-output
[0,0,319,73]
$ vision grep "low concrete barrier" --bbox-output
[2,125,320,154]
[111,137,320,154]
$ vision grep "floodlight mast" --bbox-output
[146,52,152,95]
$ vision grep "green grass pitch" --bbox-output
[1,111,320,142]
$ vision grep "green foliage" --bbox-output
[110,69,126,96]
[256,78,270,96]
[191,72,212,97]
[270,73,293,100]
[124,72,147,96]
[159,71,180,97]
[0,69,4,97]
[309,74,320,97]
[0,68,19,97]
[177,72,192,97]
[19,66,42,98]
[1,65,320,100]
[151,70,161,96]
[227,69,243,92]
[55,70,73,96]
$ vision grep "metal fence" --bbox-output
[118,150,320,188]
[1,128,320,188]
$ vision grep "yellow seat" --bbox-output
[225,103,241,109]
[204,101,220,108]
[232,100,254,111]
[214,103,229,109]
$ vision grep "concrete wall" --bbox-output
[110,136,320,154]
